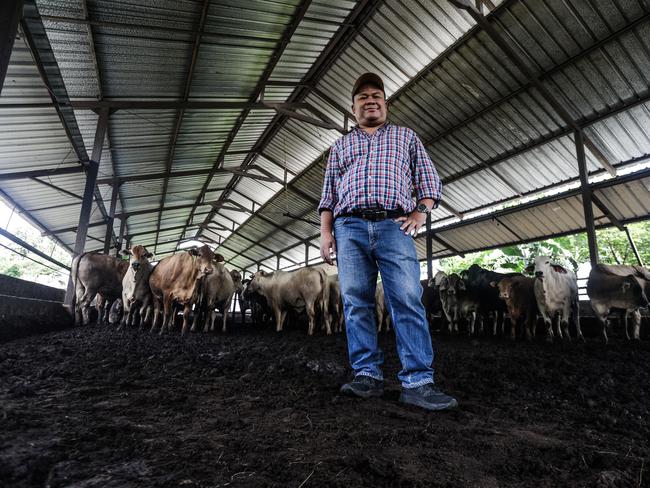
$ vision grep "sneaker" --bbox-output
[340,375,384,399]
[399,383,458,411]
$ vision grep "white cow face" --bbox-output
[124,245,153,274]
[533,255,568,279]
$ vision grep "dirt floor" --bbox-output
[1,319,649,488]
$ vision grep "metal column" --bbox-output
[103,180,119,254]
[304,243,309,267]
[64,109,109,308]
[575,130,599,266]
[426,212,433,281]
[0,0,23,96]
[115,216,126,256]
[625,227,644,266]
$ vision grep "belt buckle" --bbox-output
[362,209,386,221]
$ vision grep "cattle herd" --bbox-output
[70,245,650,343]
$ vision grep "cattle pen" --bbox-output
[1,1,650,487]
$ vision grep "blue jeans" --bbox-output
[334,216,435,388]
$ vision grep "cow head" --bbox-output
[214,253,225,263]
[429,270,447,289]
[244,271,272,300]
[123,245,153,273]
[532,255,569,279]
[188,245,215,277]
[230,270,244,292]
[491,278,512,300]
[622,275,649,308]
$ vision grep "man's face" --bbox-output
[352,84,387,128]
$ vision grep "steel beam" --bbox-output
[103,181,120,253]
[0,227,69,271]
[30,177,82,201]
[591,194,625,231]
[115,217,126,256]
[0,100,313,111]
[625,227,644,267]
[64,161,99,306]
[96,167,282,186]
[0,166,85,180]
[0,0,23,97]
[575,130,599,266]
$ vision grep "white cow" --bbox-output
[529,256,582,342]
[247,267,330,335]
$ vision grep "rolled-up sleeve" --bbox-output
[409,131,442,204]
[318,145,339,213]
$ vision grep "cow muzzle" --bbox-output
[535,271,543,278]
[203,266,213,275]
[131,262,141,271]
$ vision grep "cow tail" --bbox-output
[70,252,85,316]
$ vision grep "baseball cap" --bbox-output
[352,72,385,100]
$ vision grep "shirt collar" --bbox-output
[353,121,391,137]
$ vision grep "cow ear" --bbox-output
[123,249,132,256]
[524,264,534,275]
[489,280,498,288]
[145,252,153,259]
[188,248,199,256]
[551,264,567,274]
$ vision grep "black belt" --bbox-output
[337,209,405,222]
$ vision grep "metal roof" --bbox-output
[0,0,648,271]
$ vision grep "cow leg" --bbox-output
[160,296,173,334]
[222,300,232,333]
[181,302,192,336]
[631,309,641,340]
[592,303,609,343]
[150,299,161,333]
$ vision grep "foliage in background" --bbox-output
[438,220,649,275]
[0,221,70,289]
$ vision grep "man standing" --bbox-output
[319,73,457,411]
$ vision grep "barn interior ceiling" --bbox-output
[1,0,649,273]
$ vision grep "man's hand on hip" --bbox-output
[395,211,427,237]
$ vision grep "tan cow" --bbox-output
[326,274,344,333]
[247,267,330,335]
[71,252,129,326]
[148,245,215,336]
[119,245,154,330]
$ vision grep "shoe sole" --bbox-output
[399,393,458,411]
[340,384,384,399]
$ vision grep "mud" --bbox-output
[1,321,649,487]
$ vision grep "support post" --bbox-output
[276,254,281,270]
[103,180,119,254]
[0,0,23,96]
[426,212,433,281]
[575,130,599,267]
[115,217,126,256]
[625,227,643,267]
[64,109,109,308]
[304,243,309,267]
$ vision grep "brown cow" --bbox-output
[491,276,538,340]
[71,252,129,326]
[247,267,330,335]
[148,245,215,336]
[119,245,154,330]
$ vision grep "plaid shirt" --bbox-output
[318,123,442,217]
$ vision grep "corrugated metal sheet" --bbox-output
[1,0,648,269]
